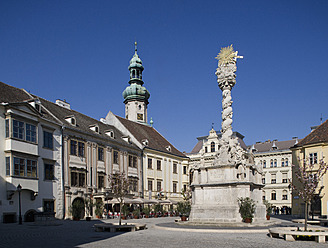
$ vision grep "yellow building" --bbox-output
[291,119,328,218]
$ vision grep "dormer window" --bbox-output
[142,139,149,146]
[65,116,76,126]
[28,99,41,113]
[105,130,114,138]
[166,146,171,152]
[122,136,131,143]
[89,125,99,133]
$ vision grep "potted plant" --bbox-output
[143,207,150,218]
[95,200,104,219]
[238,197,256,223]
[153,204,161,217]
[121,204,129,219]
[263,200,272,220]
[177,201,191,221]
[70,200,85,221]
[133,208,140,219]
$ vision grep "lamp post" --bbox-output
[105,192,109,219]
[17,184,22,225]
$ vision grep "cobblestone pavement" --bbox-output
[0,216,326,248]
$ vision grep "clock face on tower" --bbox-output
[137,113,143,120]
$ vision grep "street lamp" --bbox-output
[17,184,22,225]
[105,192,109,219]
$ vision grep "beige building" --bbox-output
[250,139,298,212]
[40,98,142,219]
[291,120,328,218]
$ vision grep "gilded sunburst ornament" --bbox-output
[215,44,242,65]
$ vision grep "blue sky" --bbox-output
[1,0,327,153]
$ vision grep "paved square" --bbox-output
[0,216,326,248]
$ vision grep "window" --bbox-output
[148,180,153,191]
[285,159,288,167]
[129,178,138,192]
[70,140,77,155]
[71,170,86,187]
[282,191,288,200]
[262,177,265,184]
[113,150,119,164]
[78,142,85,157]
[157,181,162,192]
[205,147,208,153]
[43,131,53,149]
[6,157,10,176]
[270,159,273,168]
[309,153,318,165]
[148,158,152,169]
[183,166,187,175]
[262,195,266,201]
[173,182,177,193]
[44,164,54,180]
[282,173,288,183]
[281,158,285,167]
[173,163,177,174]
[98,147,104,161]
[183,184,187,192]
[128,155,137,168]
[137,113,143,120]
[98,175,104,189]
[211,142,215,152]
[13,120,24,140]
[43,200,54,213]
[271,191,276,200]
[26,160,37,177]
[5,119,9,138]
[271,174,276,184]
[157,160,161,170]
[274,159,277,167]
[26,124,36,142]
[263,160,266,168]
[13,157,37,178]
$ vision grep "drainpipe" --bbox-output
[141,150,144,198]
[61,126,65,219]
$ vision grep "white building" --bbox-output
[105,43,189,202]
[0,82,64,222]
[249,138,299,212]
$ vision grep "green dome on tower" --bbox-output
[123,42,150,104]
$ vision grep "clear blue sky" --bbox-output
[1,0,327,153]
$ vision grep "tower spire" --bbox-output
[122,43,150,123]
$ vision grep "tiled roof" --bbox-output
[296,119,328,147]
[39,98,138,149]
[0,81,137,149]
[116,116,187,158]
[252,139,298,153]
[0,81,31,103]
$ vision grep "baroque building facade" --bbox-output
[291,120,328,218]
[105,43,189,202]
[0,83,64,222]
[0,43,189,222]
[249,138,298,212]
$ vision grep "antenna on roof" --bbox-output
[320,113,323,124]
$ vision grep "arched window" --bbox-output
[211,142,215,152]
[205,147,208,153]
[274,159,277,167]
[270,159,273,168]
[285,159,288,166]
[281,158,285,167]
[263,160,266,168]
